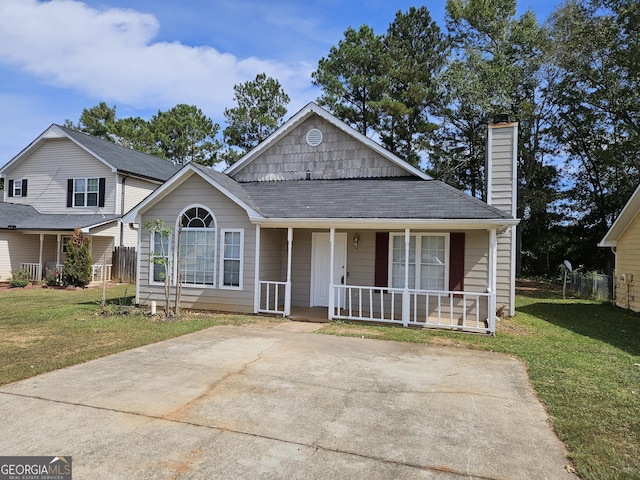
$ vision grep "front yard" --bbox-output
[0,282,638,479]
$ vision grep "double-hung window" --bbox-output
[13,179,23,197]
[151,232,170,283]
[390,233,448,290]
[221,229,243,288]
[8,179,27,198]
[180,206,216,286]
[74,178,99,207]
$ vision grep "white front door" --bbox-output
[311,232,347,307]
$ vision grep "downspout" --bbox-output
[488,228,498,335]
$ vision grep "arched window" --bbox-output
[179,206,216,286]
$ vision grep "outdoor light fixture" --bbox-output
[353,232,360,249]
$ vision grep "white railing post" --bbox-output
[488,229,498,334]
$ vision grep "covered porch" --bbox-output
[254,225,501,334]
[16,231,114,283]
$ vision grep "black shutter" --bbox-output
[374,232,389,287]
[8,180,13,197]
[449,232,465,292]
[21,179,27,197]
[67,179,73,207]
[98,178,106,207]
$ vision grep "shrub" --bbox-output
[62,229,93,288]
[9,269,31,288]
[45,267,62,287]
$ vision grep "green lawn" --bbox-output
[1,283,638,479]
[0,284,282,385]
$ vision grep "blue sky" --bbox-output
[0,0,560,167]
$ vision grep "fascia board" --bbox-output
[251,217,520,229]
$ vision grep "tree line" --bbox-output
[66,0,638,277]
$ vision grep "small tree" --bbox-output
[146,219,174,316]
[62,228,93,287]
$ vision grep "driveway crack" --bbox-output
[0,390,500,480]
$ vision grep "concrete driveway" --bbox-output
[0,322,576,479]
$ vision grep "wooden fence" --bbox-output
[112,246,137,283]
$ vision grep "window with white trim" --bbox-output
[151,232,170,283]
[179,206,216,286]
[390,233,448,290]
[13,179,23,197]
[221,229,243,288]
[74,178,99,207]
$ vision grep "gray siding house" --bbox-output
[0,125,179,282]
[124,103,519,334]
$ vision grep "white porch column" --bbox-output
[253,225,261,314]
[284,227,293,316]
[38,233,44,281]
[56,234,61,268]
[328,228,335,320]
[488,228,498,334]
[402,228,410,327]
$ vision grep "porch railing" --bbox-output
[331,285,493,334]
[91,264,112,283]
[20,263,41,282]
[258,280,287,315]
[21,262,112,283]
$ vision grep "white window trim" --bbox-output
[149,231,172,286]
[61,236,71,254]
[219,229,244,290]
[13,179,23,197]
[73,177,99,207]
[176,204,217,289]
[388,232,450,291]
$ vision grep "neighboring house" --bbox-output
[599,186,640,311]
[0,125,179,282]
[124,103,519,334]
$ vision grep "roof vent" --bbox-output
[306,128,323,147]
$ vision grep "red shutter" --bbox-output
[374,232,389,287]
[449,233,465,292]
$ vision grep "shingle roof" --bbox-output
[240,178,510,220]
[0,202,119,231]
[59,125,180,182]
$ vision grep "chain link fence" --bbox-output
[564,272,614,302]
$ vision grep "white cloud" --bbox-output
[0,0,315,113]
